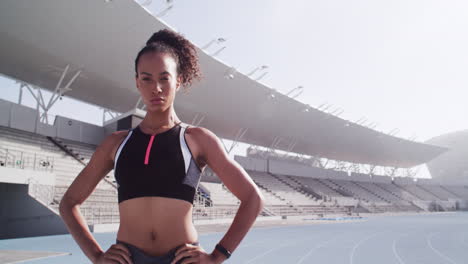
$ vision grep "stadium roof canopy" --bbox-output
[0,0,448,168]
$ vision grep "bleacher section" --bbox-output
[0,126,113,188]
[444,186,468,199]
[200,182,239,205]
[396,184,441,201]
[3,125,468,226]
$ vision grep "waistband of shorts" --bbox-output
[116,239,200,259]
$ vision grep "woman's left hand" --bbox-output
[171,244,218,264]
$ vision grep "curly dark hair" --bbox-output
[134,29,202,90]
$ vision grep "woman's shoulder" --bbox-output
[107,129,131,144]
[181,123,224,155]
[182,123,216,140]
[97,130,131,160]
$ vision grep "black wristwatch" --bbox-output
[215,243,232,259]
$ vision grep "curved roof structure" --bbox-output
[425,130,468,183]
[0,0,448,168]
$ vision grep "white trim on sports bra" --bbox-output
[114,130,133,172]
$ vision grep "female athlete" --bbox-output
[59,29,265,264]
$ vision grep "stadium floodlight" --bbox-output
[247,65,269,76]
[202,38,227,50]
[268,92,276,100]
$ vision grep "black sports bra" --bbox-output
[113,123,202,204]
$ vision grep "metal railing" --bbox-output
[0,147,54,172]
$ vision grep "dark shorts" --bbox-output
[116,240,200,264]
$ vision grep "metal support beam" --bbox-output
[18,83,24,104]
[202,37,226,50]
[211,46,226,56]
[102,109,119,124]
[318,158,329,169]
[135,96,143,109]
[221,127,248,154]
[384,166,398,177]
[190,113,205,127]
[254,72,268,81]
[156,5,173,18]
[227,128,248,154]
[21,65,80,124]
[279,138,297,157]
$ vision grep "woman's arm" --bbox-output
[59,132,132,264]
[174,127,265,264]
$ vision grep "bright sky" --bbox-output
[1,0,467,177]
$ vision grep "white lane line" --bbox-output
[295,235,340,264]
[426,232,458,264]
[243,236,316,264]
[392,233,408,264]
[349,231,387,264]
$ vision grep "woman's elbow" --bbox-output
[58,195,77,217]
[58,197,70,217]
[248,189,265,214]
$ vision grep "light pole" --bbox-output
[202,37,226,50]
[285,85,304,98]
[247,65,269,76]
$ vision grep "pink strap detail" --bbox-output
[144,135,155,165]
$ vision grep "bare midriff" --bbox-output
[117,196,198,256]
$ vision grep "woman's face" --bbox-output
[135,51,181,113]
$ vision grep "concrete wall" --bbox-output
[10,102,37,133]
[0,183,68,239]
[0,99,11,127]
[0,167,55,185]
[235,156,268,172]
[394,177,417,185]
[36,122,57,137]
[56,116,105,145]
[268,159,321,178]
[346,172,370,182]
[0,98,105,145]
[417,178,438,186]
[370,175,392,184]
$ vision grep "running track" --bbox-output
[1,212,467,264]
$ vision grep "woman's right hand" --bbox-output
[94,243,133,264]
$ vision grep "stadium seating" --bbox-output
[3,125,468,224]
